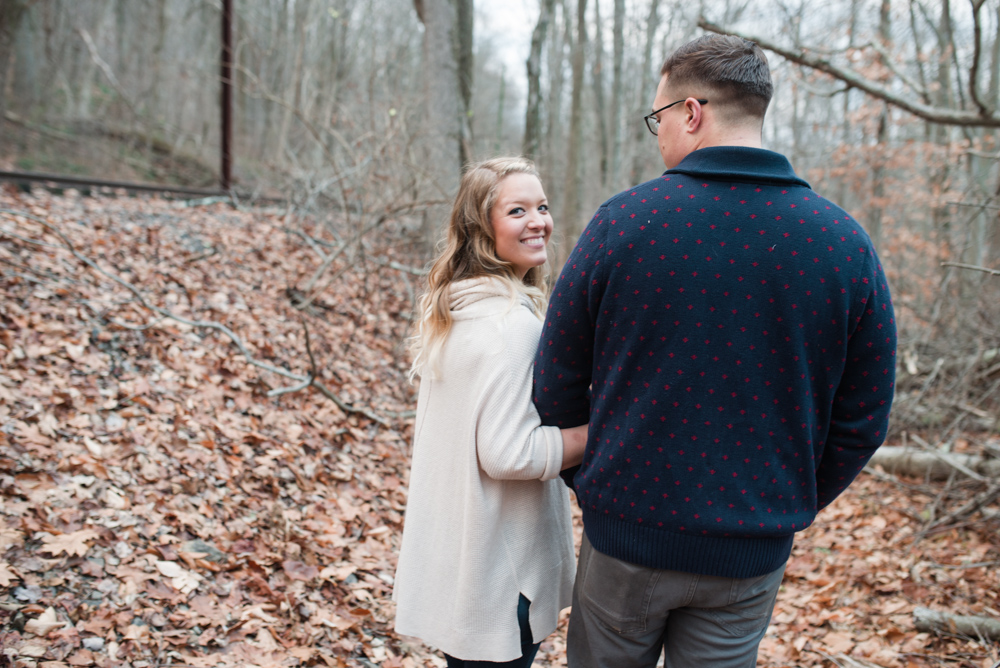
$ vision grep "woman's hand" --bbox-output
[559,423,588,470]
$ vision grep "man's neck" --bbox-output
[695,125,763,151]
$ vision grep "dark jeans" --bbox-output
[444,594,541,668]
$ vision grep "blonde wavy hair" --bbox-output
[409,157,550,380]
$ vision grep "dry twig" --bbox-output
[940,261,1000,277]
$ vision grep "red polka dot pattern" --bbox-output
[532,148,897,577]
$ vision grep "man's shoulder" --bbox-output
[598,174,676,209]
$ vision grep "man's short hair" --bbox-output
[660,35,772,123]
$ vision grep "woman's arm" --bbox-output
[559,424,588,470]
[475,308,578,482]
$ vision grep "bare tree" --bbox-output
[609,0,624,188]
[629,0,661,186]
[524,0,556,159]
[0,0,30,138]
[413,0,474,250]
[562,0,588,241]
[869,0,892,246]
[592,0,609,186]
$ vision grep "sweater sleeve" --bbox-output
[816,248,897,510]
[533,205,610,428]
[476,308,565,482]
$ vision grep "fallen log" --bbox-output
[914,607,1000,641]
[866,446,1000,481]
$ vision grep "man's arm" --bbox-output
[533,205,611,427]
[816,250,897,510]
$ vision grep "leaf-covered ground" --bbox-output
[1,190,998,668]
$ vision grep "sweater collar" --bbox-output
[664,146,811,189]
[449,275,530,313]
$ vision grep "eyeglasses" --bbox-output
[644,99,708,135]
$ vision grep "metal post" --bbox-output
[220,0,233,192]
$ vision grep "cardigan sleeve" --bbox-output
[816,248,897,510]
[475,308,565,482]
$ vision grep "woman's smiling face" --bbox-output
[489,172,553,280]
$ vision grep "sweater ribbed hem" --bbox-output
[582,510,794,579]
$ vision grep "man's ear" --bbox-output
[684,98,704,134]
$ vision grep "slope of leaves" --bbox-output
[1,189,998,668]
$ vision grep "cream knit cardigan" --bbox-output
[393,276,575,662]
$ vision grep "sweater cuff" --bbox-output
[539,426,564,481]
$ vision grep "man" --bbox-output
[533,35,896,668]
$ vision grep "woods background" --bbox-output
[1,0,1000,667]
[4,0,998,455]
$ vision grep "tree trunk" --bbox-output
[592,0,608,187]
[0,0,27,145]
[629,0,661,186]
[609,0,624,188]
[931,0,953,245]
[563,0,588,242]
[540,0,567,218]
[869,0,891,247]
[866,446,1000,481]
[989,0,1000,108]
[414,0,470,254]
[455,0,473,165]
[914,607,1000,641]
[836,0,860,208]
[989,2,1000,265]
[523,0,555,160]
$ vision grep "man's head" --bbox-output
[650,35,772,168]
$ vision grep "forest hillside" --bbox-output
[1,188,999,668]
[2,0,1000,666]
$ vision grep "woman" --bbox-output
[393,157,587,667]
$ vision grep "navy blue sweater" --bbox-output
[533,146,896,578]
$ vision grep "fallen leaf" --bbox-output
[25,606,66,636]
[155,560,185,578]
[240,605,279,624]
[253,627,279,652]
[19,643,48,658]
[821,631,856,654]
[282,559,318,581]
[67,649,95,666]
[40,529,100,557]
[0,528,23,551]
[0,560,19,586]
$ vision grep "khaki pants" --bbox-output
[567,533,786,668]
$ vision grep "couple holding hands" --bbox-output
[392,35,897,668]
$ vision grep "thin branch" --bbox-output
[925,480,1000,531]
[909,433,988,483]
[296,199,445,310]
[284,226,332,261]
[698,18,1000,127]
[0,222,63,249]
[969,0,991,116]
[868,39,929,98]
[233,62,356,167]
[940,261,1000,276]
[946,200,1000,210]
[370,257,429,276]
[266,378,313,398]
[267,316,318,398]
[2,209,390,425]
[77,28,141,117]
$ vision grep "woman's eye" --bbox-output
[539,205,549,213]
[509,207,525,215]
